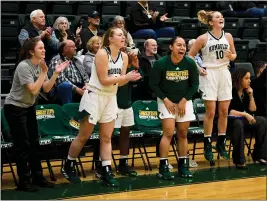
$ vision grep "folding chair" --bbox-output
[35,104,78,180]
[112,128,147,171]
[132,100,178,170]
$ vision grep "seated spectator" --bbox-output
[80,11,105,52]
[18,9,59,64]
[251,61,266,117]
[112,16,139,55]
[216,1,267,17]
[132,39,160,101]
[130,1,175,39]
[252,61,266,78]
[53,16,82,49]
[187,39,203,69]
[227,67,267,169]
[83,36,101,78]
[48,40,90,105]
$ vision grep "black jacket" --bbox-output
[80,27,104,52]
[131,53,161,102]
[129,2,163,33]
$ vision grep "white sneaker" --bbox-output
[168,164,173,170]
[189,159,198,168]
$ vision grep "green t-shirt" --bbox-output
[117,66,143,109]
[132,100,161,131]
[149,55,199,103]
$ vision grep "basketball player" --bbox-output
[149,36,199,179]
[189,10,237,165]
[113,52,141,177]
[61,27,141,187]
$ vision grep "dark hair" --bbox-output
[167,36,185,55]
[59,41,68,54]
[232,68,250,90]
[253,61,266,74]
[18,37,41,63]
[102,27,120,47]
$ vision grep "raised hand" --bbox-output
[125,70,142,81]
[39,59,48,73]
[128,52,139,68]
[55,60,70,74]
[245,87,253,97]
[160,13,169,22]
[76,26,82,36]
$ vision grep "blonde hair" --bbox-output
[87,36,102,51]
[197,10,216,29]
[53,16,70,30]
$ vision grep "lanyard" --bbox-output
[138,2,150,16]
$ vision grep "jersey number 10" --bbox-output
[216,50,224,59]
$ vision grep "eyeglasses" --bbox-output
[59,22,68,25]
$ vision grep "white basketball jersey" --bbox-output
[201,31,230,68]
[88,47,123,96]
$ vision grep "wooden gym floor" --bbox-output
[1,140,266,200]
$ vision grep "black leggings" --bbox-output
[227,116,267,164]
[4,104,43,184]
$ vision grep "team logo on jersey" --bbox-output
[108,68,121,75]
[166,70,189,82]
[209,44,228,52]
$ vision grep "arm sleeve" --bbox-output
[83,56,93,77]
[149,60,166,100]
[47,31,60,51]
[18,29,29,46]
[184,59,199,101]
[17,65,34,85]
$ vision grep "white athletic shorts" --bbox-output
[157,98,196,123]
[199,65,232,101]
[114,107,135,128]
[79,90,118,125]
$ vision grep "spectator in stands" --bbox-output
[18,9,59,64]
[253,61,266,78]
[53,16,82,49]
[130,1,175,39]
[112,16,139,55]
[149,36,199,179]
[80,11,105,52]
[4,37,69,192]
[216,1,267,18]
[251,61,267,117]
[83,36,102,78]
[228,68,267,168]
[132,39,160,101]
[187,39,204,69]
[48,40,90,105]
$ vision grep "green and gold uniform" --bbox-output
[149,55,199,103]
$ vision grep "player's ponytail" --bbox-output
[197,10,215,30]
[197,10,209,24]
